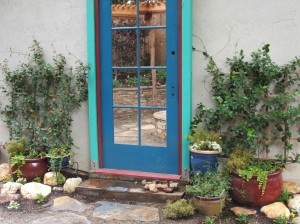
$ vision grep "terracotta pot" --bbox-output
[192,195,225,216]
[12,157,48,182]
[229,169,283,206]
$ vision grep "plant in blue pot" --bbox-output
[46,146,72,172]
[187,128,222,174]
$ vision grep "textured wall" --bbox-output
[192,0,300,183]
[0,0,90,171]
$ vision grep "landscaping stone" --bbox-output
[260,202,290,219]
[283,181,300,194]
[31,212,90,224]
[63,177,82,193]
[292,217,300,224]
[0,193,20,203]
[93,201,159,222]
[156,183,169,190]
[50,196,86,212]
[21,182,51,200]
[149,183,158,193]
[169,181,179,190]
[288,194,300,213]
[0,163,11,181]
[1,182,22,194]
[230,207,257,215]
[162,187,174,193]
[52,186,64,192]
[43,172,65,186]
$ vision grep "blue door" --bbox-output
[99,0,178,174]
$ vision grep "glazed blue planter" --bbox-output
[190,151,220,174]
[47,156,70,171]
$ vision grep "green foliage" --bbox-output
[6,138,27,158]
[127,76,151,86]
[163,199,195,220]
[36,193,46,204]
[273,215,292,224]
[7,201,20,210]
[47,146,70,158]
[0,40,89,152]
[33,177,42,183]
[192,45,300,158]
[185,171,230,198]
[226,148,253,172]
[16,177,27,185]
[278,190,292,204]
[157,69,166,85]
[203,216,217,224]
[55,172,66,185]
[235,213,249,224]
[113,79,122,88]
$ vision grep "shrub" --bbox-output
[163,199,195,220]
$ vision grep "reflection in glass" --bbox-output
[113,69,138,106]
[141,109,166,146]
[114,108,138,145]
[111,0,137,28]
[139,0,166,26]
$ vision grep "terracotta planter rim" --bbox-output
[230,168,283,178]
[190,150,221,155]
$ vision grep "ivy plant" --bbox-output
[0,40,89,153]
[193,44,300,160]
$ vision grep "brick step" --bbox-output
[76,178,185,203]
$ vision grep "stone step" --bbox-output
[76,178,185,203]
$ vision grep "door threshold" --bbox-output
[90,168,181,182]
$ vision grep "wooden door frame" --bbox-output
[87,0,192,176]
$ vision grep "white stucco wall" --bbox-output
[192,0,300,183]
[0,0,90,171]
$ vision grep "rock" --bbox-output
[169,182,179,190]
[0,193,20,204]
[53,186,64,192]
[149,183,158,193]
[63,177,82,193]
[260,202,290,219]
[292,217,300,224]
[288,194,300,213]
[230,207,257,215]
[1,182,22,194]
[283,181,300,194]
[51,196,86,212]
[144,183,149,190]
[21,182,51,200]
[0,163,11,181]
[141,180,147,185]
[156,183,169,190]
[31,212,90,224]
[162,187,174,193]
[43,172,66,186]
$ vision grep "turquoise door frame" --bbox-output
[86,0,192,176]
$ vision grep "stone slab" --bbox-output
[50,196,86,212]
[0,193,20,204]
[31,212,90,224]
[106,186,128,192]
[93,201,159,222]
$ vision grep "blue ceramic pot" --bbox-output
[47,156,70,171]
[190,151,220,174]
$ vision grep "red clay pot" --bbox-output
[12,157,48,182]
[229,169,283,206]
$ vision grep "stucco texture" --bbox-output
[192,0,300,183]
[0,0,90,171]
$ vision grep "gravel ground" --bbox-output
[0,190,275,224]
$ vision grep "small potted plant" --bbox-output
[187,128,222,174]
[185,171,230,216]
[46,145,71,172]
[6,137,48,182]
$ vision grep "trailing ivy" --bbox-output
[193,45,300,159]
[0,40,89,152]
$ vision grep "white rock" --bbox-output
[0,163,11,181]
[283,181,300,194]
[260,202,290,219]
[1,182,22,194]
[63,177,82,193]
[292,217,300,224]
[288,194,300,214]
[43,172,66,186]
[21,182,52,200]
[149,183,158,193]
[169,182,179,189]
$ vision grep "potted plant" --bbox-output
[187,128,222,174]
[46,146,72,172]
[185,171,230,216]
[192,45,300,206]
[6,137,48,182]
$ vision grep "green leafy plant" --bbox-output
[16,177,27,185]
[36,193,46,204]
[33,177,42,183]
[163,199,195,220]
[185,171,230,198]
[278,190,292,204]
[203,216,216,224]
[187,128,222,152]
[7,201,20,210]
[0,40,89,153]
[273,215,292,224]
[235,213,249,224]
